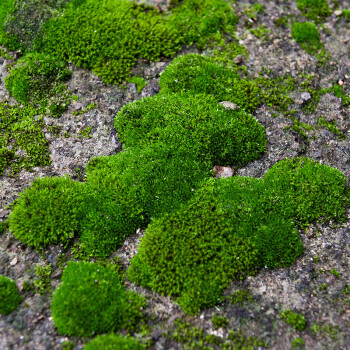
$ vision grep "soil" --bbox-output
[1,0,350,349]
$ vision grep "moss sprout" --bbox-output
[84,334,145,350]
[51,261,146,337]
[281,309,306,331]
[0,275,22,315]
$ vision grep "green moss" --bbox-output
[0,275,22,315]
[33,264,52,295]
[280,309,306,331]
[330,268,341,278]
[128,157,348,313]
[212,315,229,329]
[292,337,305,347]
[274,16,289,28]
[0,0,70,51]
[5,52,72,116]
[244,2,264,19]
[341,9,350,21]
[33,0,237,85]
[317,117,345,139]
[229,289,252,305]
[84,334,145,350]
[296,0,331,23]
[78,126,92,138]
[159,54,262,112]
[332,84,350,106]
[0,102,51,175]
[51,261,146,337]
[263,157,348,228]
[8,176,84,248]
[0,221,5,235]
[249,25,270,42]
[126,76,148,94]
[291,22,322,54]
[115,93,266,166]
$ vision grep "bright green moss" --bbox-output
[296,0,331,23]
[51,262,146,337]
[280,309,306,331]
[263,157,348,228]
[0,275,22,315]
[159,54,262,112]
[341,10,350,21]
[34,0,237,84]
[126,76,148,94]
[8,177,83,248]
[212,315,229,329]
[291,22,322,54]
[128,157,348,314]
[115,93,266,166]
[5,52,72,116]
[0,102,51,175]
[84,334,145,350]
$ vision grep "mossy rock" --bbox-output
[51,261,146,337]
[0,275,22,315]
[115,93,266,166]
[159,54,262,112]
[5,52,71,116]
[84,334,145,350]
[128,157,348,314]
[0,102,51,175]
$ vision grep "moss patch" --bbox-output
[0,102,51,175]
[31,0,236,85]
[51,261,146,337]
[128,157,348,313]
[84,334,145,350]
[0,275,22,315]
[291,22,322,54]
[296,0,331,23]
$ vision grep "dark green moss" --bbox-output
[291,22,322,54]
[280,309,306,331]
[5,52,72,116]
[33,264,52,295]
[0,275,22,315]
[212,315,229,329]
[159,54,262,112]
[84,334,145,350]
[274,16,289,28]
[296,0,331,23]
[51,261,146,337]
[244,2,264,19]
[0,102,51,175]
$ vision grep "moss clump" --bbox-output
[34,0,237,84]
[159,54,262,112]
[128,157,348,313]
[281,309,306,331]
[341,10,350,21]
[115,93,266,166]
[0,275,22,315]
[263,157,348,228]
[291,22,322,54]
[84,334,145,350]
[126,76,148,94]
[8,176,83,248]
[317,117,345,140]
[0,102,51,175]
[296,0,331,23]
[5,52,71,116]
[51,262,146,337]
